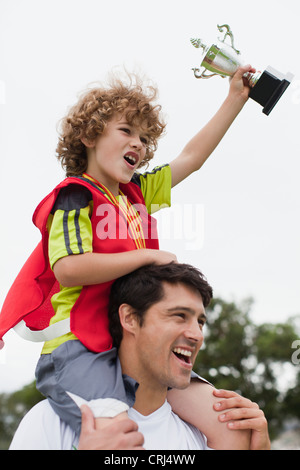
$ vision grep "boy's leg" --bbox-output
[36,340,136,436]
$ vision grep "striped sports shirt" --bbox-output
[42,165,172,354]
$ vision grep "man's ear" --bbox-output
[118,304,139,336]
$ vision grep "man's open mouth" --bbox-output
[172,347,192,365]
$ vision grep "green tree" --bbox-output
[284,370,300,421]
[0,382,43,449]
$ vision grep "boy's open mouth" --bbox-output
[124,152,138,167]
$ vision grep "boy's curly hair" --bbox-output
[56,73,166,176]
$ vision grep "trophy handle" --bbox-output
[192,67,220,79]
[217,24,240,55]
[190,38,207,53]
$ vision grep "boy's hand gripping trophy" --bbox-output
[191,24,293,115]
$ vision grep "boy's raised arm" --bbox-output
[169,65,256,188]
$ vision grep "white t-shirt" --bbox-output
[128,401,210,450]
[9,400,210,450]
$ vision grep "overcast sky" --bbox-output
[1,0,300,392]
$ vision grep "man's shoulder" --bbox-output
[9,400,72,450]
[20,399,55,422]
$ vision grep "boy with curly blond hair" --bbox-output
[1,65,256,446]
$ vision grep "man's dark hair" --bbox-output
[108,262,213,348]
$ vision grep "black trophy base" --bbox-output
[249,66,293,115]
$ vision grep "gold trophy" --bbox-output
[191,24,293,115]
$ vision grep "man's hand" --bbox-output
[78,405,145,450]
[213,389,271,450]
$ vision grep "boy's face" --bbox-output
[85,113,148,193]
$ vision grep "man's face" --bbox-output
[133,282,206,391]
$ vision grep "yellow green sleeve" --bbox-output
[48,205,93,270]
[138,164,172,214]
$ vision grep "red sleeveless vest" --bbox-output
[0,176,159,352]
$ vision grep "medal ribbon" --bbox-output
[82,173,146,249]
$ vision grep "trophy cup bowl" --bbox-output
[191,24,294,115]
